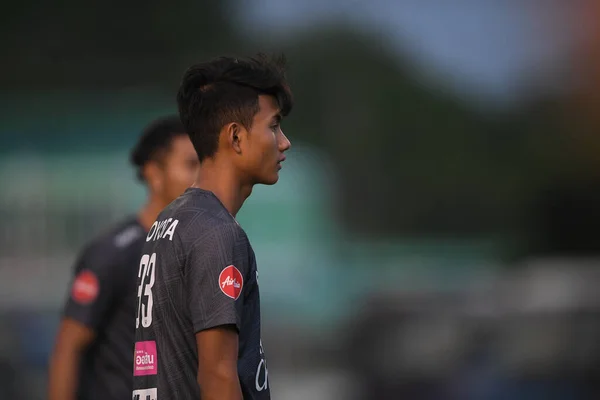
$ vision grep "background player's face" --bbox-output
[238,95,291,185]
[156,134,199,203]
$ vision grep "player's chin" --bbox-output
[258,171,280,185]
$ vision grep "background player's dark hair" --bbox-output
[130,115,187,181]
[177,53,293,162]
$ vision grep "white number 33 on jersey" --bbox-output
[136,253,156,328]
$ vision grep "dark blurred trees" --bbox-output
[2,3,600,255]
[277,25,600,255]
[281,27,542,237]
[0,0,239,87]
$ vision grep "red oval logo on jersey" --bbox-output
[71,270,99,305]
[219,265,243,300]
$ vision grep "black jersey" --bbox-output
[133,188,269,400]
[62,217,145,400]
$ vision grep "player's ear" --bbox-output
[143,161,163,193]
[226,122,244,155]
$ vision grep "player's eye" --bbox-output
[270,124,280,133]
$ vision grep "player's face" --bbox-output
[240,95,291,185]
[159,135,199,203]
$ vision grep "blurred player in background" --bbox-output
[132,54,292,400]
[48,115,199,400]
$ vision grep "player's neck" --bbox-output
[137,199,167,232]
[194,164,252,218]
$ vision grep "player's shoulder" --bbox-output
[182,215,245,247]
[161,188,241,238]
[78,216,144,265]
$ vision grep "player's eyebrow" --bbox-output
[271,113,282,124]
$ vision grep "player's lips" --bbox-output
[277,155,286,170]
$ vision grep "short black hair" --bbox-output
[177,53,293,162]
[130,115,187,181]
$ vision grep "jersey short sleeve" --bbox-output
[185,222,250,333]
[63,243,125,330]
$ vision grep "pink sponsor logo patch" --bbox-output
[134,341,157,376]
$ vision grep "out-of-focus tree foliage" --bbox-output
[280,27,534,236]
[2,2,600,254]
[0,0,239,87]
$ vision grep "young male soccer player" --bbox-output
[132,55,293,400]
[48,116,199,400]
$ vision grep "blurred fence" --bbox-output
[2,145,600,399]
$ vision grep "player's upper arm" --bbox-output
[186,222,250,333]
[196,325,242,399]
[196,325,239,377]
[62,242,123,331]
[52,317,96,354]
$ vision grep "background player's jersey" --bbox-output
[62,217,145,400]
[133,188,270,400]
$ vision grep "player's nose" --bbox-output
[279,131,291,152]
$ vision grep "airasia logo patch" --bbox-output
[71,270,99,305]
[219,265,243,300]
